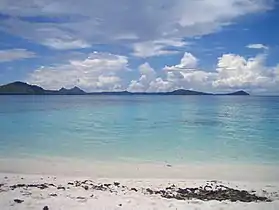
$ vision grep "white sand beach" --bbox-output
[1,157,279,209]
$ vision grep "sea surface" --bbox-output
[0,95,279,165]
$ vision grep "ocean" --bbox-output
[0,95,279,165]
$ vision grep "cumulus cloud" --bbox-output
[129,52,279,93]
[212,54,275,90]
[246,44,269,50]
[164,52,198,70]
[129,53,214,92]
[162,52,214,91]
[0,0,273,53]
[139,62,157,78]
[26,50,279,93]
[27,52,128,91]
[0,49,36,62]
[128,63,157,92]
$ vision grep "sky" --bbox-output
[0,0,279,94]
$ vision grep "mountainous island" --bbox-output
[0,81,249,96]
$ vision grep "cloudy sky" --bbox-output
[0,0,278,94]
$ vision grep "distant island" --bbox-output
[0,81,249,96]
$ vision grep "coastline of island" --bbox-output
[0,81,249,96]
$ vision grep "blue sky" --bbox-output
[0,0,278,94]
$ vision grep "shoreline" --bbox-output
[1,156,279,182]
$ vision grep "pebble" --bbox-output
[14,199,24,204]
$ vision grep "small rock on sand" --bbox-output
[14,199,24,204]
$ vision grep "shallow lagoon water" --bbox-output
[0,95,279,165]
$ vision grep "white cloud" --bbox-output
[149,78,173,92]
[114,34,139,41]
[27,52,128,91]
[246,44,269,50]
[0,49,36,62]
[0,0,273,52]
[128,63,157,92]
[212,54,275,90]
[139,62,156,78]
[129,52,279,93]
[26,50,279,93]
[164,52,198,70]
[132,39,186,58]
[0,19,91,50]
[128,53,212,92]
[42,38,91,50]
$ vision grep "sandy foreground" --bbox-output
[1,157,279,209]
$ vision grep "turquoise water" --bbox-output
[0,95,279,164]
